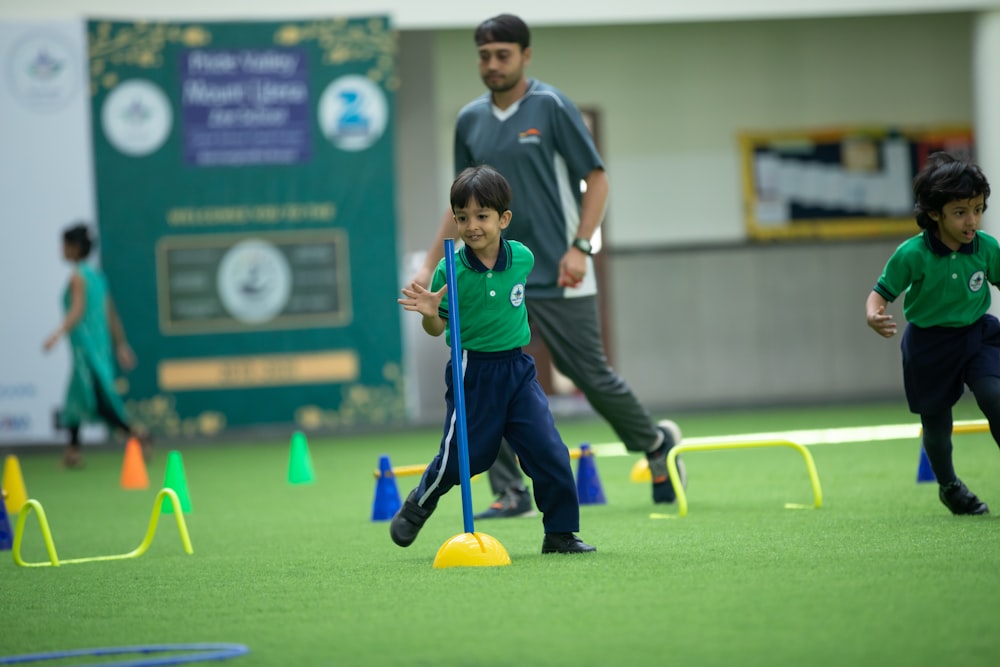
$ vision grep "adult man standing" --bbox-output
[412,14,685,517]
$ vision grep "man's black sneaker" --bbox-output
[939,480,989,515]
[648,419,686,504]
[390,490,434,547]
[474,486,536,520]
[541,532,597,554]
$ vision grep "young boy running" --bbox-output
[392,165,595,554]
[866,151,994,515]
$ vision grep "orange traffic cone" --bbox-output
[120,437,150,490]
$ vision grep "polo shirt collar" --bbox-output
[924,229,976,256]
[460,239,512,273]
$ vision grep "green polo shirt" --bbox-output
[431,239,532,352]
[874,230,1000,327]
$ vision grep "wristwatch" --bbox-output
[571,238,593,255]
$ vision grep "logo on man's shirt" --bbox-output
[518,128,541,145]
[510,284,525,307]
[969,270,986,292]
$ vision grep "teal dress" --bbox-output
[60,263,129,428]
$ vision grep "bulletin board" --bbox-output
[740,126,974,241]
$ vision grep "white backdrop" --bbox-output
[0,19,103,444]
[4,0,999,27]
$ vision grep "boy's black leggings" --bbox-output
[68,384,131,446]
[920,375,1000,485]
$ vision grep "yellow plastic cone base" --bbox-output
[433,532,511,569]
[630,457,651,482]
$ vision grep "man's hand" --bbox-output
[558,248,588,288]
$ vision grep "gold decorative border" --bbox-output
[88,22,212,95]
[125,362,406,437]
[295,363,406,430]
[89,17,397,95]
[273,17,399,91]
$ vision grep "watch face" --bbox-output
[574,238,592,254]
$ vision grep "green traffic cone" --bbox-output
[161,450,193,514]
[287,431,315,485]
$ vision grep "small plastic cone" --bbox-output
[2,454,29,514]
[630,457,651,483]
[576,443,606,505]
[0,489,12,550]
[371,454,402,521]
[287,431,315,485]
[916,446,936,483]
[120,437,150,490]
[161,451,192,513]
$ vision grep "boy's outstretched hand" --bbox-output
[398,282,447,318]
[866,304,897,338]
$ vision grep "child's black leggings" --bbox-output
[920,375,1000,485]
[68,384,132,446]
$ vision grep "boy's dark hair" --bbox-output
[450,165,512,214]
[474,14,530,50]
[63,222,94,258]
[913,152,991,230]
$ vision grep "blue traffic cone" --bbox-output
[576,443,606,505]
[916,445,936,483]
[371,455,402,521]
[0,489,13,551]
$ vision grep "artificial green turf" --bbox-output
[1,399,998,666]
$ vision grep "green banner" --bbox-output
[88,18,404,437]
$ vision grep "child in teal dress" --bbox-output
[43,224,148,468]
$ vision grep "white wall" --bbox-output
[429,14,974,249]
[1,8,992,421]
[0,20,106,444]
[4,0,999,28]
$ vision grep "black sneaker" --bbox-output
[473,486,536,520]
[390,489,434,547]
[541,532,597,554]
[939,480,989,515]
[648,419,686,504]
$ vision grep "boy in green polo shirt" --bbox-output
[866,151,994,515]
[392,165,595,554]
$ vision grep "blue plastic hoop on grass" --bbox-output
[0,643,249,666]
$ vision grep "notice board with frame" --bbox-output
[740,126,974,241]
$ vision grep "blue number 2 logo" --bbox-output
[337,89,369,135]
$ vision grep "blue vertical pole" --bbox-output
[443,238,475,534]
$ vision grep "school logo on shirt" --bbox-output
[518,128,541,145]
[969,270,985,292]
[510,283,525,307]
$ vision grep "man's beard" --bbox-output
[483,75,517,93]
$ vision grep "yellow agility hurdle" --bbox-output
[12,488,194,567]
[665,439,823,518]
[372,445,606,480]
[947,421,989,435]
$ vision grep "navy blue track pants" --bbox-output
[411,348,580,533]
